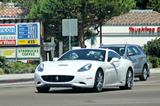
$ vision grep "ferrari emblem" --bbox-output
[56,76,59,81]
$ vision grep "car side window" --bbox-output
[108,51,121,62]
[137,46,146,54]
[132,47,141,55]
[127,46,141,56]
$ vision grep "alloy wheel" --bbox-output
[94,70,104,92]
[127,70,133,88]
[140,66,148,81]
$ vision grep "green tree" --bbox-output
[147,0,160,12]
[135,0,149,9]
[134,0,160,12]
[28,0,136,48]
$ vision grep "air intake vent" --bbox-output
[42,75,74,82]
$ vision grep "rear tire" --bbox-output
[139,66,148,81]
[36,87,50,93]
[120,69,133,90]
[93,70,104,92]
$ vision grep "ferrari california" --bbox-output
[34,48,134,93]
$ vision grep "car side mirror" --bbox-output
[53,57,58,62]
[110,58,120,64]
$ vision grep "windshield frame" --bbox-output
[100,46,125,56]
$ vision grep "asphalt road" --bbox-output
[0,73,160,106]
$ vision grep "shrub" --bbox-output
[0,56,7,67]
[0,68,4,75]
[0,56,6,64]
[7,62,37,74]
[0,56,10,74]
[144,38,160,57]
[144,38,160,68]
[0,56,37,74]
[148,56,159,68]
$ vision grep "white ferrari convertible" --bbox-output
[34,48,134,93]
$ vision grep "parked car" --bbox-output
[100,44,150,81]
[34,48,134,93]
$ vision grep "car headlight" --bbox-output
[37,63,44,72]
[78,64,92,72]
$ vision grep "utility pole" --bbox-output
[99,21,102,46]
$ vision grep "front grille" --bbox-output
[41,75,74,82]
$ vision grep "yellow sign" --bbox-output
[18,40,38,45]
[4,50,13,56]
[0,48,16,58]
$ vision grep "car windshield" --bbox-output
[101,47,125,56]
[58,49,106,61]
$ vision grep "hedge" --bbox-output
[0,56,38,74]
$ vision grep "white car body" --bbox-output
[34,48,134,92]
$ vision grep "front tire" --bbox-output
[36,87,50,93]
[93,70,104,92]
[139,65,148,81]
[120,69,133,90]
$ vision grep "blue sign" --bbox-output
[0,25,16,35]
[18,24,38,39]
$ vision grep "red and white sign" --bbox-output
[101,26,160,35]
[0,35,16,46]
[0,24,16,46]
[0,40,16,46]
[129,27,160,33]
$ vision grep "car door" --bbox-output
[105,51,121,85]
[127,46,141,74]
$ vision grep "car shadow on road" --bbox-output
[35,87,129,94]
[134,79,141,82]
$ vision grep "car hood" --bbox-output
[40,60,100,75]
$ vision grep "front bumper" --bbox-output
[34,72,95,88]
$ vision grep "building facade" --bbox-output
[85,10,160,48]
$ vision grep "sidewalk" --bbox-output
[0,68,160,84]
[149,68,160,74]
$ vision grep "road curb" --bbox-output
[0,78,34,84]
[0,73,34,84]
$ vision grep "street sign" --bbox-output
[62,19,78,36]
[43,42,56,51]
